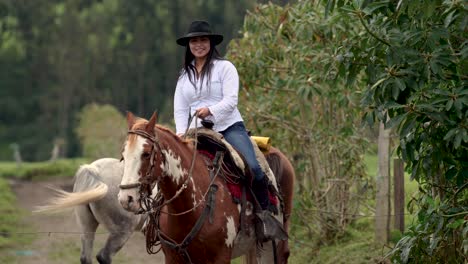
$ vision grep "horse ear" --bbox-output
[127,111,136,130]
[146,112,157,134]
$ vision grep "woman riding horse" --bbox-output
[173,20,280,240]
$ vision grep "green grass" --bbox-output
[309,226,383,264]
[364,152,419,226]
[0,158,89,263]
[0,177,36,264]
[47,237,82,263]
[286,152,421,263]
[0,158,90,180]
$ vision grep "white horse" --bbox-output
[36,158,153,264]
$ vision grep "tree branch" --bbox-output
[358,14,391,47]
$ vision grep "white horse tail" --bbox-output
[34,163,108,213]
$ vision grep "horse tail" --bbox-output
[34,163,108,213]
[266,150,283,183]
[266,147,295,264]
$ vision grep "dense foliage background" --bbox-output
[228,1,370,241]
[322,0,467,262]
[0,0,260,161]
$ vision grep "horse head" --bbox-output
[118,111,161,213]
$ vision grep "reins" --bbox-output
[120,115,225,263]
[156,151,223,216]
[145,151,223,263]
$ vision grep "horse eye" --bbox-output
[142,152,151,159]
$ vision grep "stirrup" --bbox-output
[255,210,288,242]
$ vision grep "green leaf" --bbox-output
[430,58,441,75]
[400,237,415,263]
[370,76,388,90]
[458,170,468,187]
[454,133,462,149]
[454,98,463,112]
[385,101,405,109]
[362,1,390,15]
[400,117,416,136]
[447,219,465,229]
[325,0,336,18]
[443,128,457,141]
[445,167,457,180]
[445,99,454,111]
[418,104,438,112]
[429,236,441,254]
[386,113,407,129]
[444,10,457,28]
[392,84,400,100]
[395,77,406,91]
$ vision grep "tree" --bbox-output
[325,0,467,262]
[0,0,254,160]
[228,2,370,242]
[75,103,126,160]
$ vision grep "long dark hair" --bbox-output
[181,39,223,91]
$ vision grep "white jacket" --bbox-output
[173,59,243,134]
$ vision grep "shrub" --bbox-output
[75,103,126,159]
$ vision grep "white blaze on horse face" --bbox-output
[160,149,187,185]
[225,216,237,248]
[118,136,146,211]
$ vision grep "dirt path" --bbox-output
[8,177,164,264]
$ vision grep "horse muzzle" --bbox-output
[118,190,141,213]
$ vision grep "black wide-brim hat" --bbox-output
[176,20,223,46]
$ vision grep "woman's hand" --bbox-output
[195,107,211,119]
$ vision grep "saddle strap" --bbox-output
[240,184,247,232]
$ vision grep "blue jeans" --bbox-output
[220,121,264,181]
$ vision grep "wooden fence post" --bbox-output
[375,122,391,244]
[393,159,405,233]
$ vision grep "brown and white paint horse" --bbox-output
[118,112,295,264]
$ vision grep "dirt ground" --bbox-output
[8,177,165,264]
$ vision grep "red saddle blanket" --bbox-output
[226,182,278,206]
[199,150,278,206]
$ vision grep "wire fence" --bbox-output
[0,211,416,236]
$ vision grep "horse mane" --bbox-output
[155,124,195,147]
[129,118,195,150]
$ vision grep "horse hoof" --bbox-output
[96,254,110,264]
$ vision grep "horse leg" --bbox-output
[96,230,133,264]
[76,205,99,264]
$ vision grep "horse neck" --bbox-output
[157,131,211,214]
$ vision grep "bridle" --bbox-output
[118,124,224,263]
[118,128,163,213]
